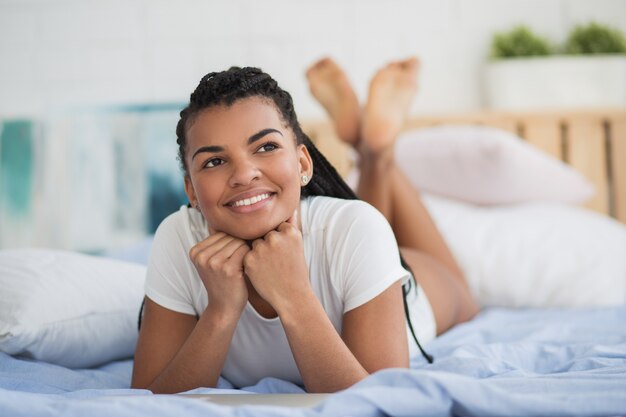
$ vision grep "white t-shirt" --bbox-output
[145,196,435,388]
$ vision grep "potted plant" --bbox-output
[484,23,626,110]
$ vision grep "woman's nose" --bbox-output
[228,158,261,187]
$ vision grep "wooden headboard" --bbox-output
[301,108,626,225]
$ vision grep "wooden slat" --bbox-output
[482,118,518,134]
[522,118,563,160]
[566,117,609,214]
[300,120,319,142]
[404,116,519,133]
[403,119,439,130]
[610,116,626,224]
[303,121,351,177]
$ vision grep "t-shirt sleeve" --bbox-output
[144,213,198,316]
[328,201,410,313]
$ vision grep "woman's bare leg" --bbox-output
[306,57,392,219]
[358,58,478,332]
[399,248,478,333]
[307,57,479,333]
[359,58,461,274]
[389,166,464,281]
[356,58,420,230]
[306,58,361,147]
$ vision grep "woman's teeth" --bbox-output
[231,193,271,207]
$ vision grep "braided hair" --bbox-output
[163,66,433,362]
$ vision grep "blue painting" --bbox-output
[0,105,189,253]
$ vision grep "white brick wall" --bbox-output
[1,0,625,118]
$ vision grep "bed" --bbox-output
[1,108,626,416]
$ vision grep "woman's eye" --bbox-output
[257,142,278,153]
[204,158,224,168]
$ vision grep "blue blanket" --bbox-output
[1,306,625,416]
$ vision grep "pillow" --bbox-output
[423,194,626,307]
[0,249,146,368]
[345,125,595,205]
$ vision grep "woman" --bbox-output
[131,57,478,394]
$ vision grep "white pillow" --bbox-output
[345,125,594,205]
[423,194,626,307]
[0,249,146,368]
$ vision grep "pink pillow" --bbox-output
[346,125,594,205]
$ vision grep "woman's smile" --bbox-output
[226,191,275,212]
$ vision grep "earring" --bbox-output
[194,203,200,210]
[301,174,309,185]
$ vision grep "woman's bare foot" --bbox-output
[306,58,361,146]
[360,57,419,155]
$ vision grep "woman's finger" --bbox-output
[215,238,248,262]
[228,243,251,265]
[190,233,236,261]
[286,209,298,228]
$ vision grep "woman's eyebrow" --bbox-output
[192,145,223,160]
[248,128,282,145]
[191,128,283,161]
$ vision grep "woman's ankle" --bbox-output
[357,143,395,172]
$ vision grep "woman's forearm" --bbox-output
[147,306,240,394]
[277,293,369,393]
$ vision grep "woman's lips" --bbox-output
[230,192,272,207]
[227,193,274,213]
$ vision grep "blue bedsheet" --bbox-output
[1,306,625,417]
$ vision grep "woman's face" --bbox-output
[183,97,312,240]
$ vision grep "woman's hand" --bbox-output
[243,210,311,312]
[189,231,250,316]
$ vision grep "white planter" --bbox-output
[484,55,626,110]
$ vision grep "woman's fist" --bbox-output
[243,211,311,311]
[189,232,250,316]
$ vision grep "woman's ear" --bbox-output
[297,144,313,181]
[184,175,197,208]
